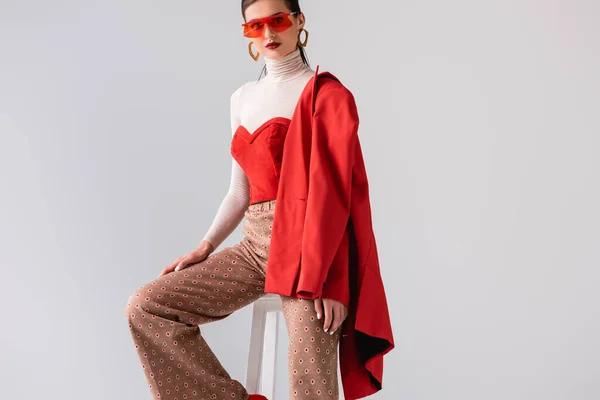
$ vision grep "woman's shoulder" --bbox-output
[229,79,259,106]
[231,79,256,96]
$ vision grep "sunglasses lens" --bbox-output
[243,14,293,37]
[269,15,293,31]
[243,22,264,38]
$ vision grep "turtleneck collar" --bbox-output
[264,48,310,82]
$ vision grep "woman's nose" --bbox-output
[263,25,275,39]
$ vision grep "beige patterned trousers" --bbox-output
[125,199,341,400]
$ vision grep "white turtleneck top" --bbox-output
[201,48,315,250]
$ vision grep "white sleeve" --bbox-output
[201,86,250,250]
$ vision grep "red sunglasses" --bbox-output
[242,11,300,38]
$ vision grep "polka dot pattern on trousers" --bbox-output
[125,199,341,399]
[280,296,341,399]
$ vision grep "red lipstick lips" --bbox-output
[266,42,281,49]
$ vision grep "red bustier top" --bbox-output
[230,117,291,205]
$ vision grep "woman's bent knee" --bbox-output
[125,281,157,319]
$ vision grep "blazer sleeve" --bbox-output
[295,85,359,300]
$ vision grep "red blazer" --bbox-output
[264,66,395,399]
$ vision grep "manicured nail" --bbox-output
[330,331,335,335]
[324,328,328,332]
[175,265,180,271]
[317,313,321,320]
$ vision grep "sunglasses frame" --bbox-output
[242,11,300,38]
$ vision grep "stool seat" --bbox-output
[245,293,282,400]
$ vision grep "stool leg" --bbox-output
[246,299,267,394]
[261,310,279,399]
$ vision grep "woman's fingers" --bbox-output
[159,255,185,277]
[169,257,183,270]
[329,304,347,334]
[175,248,210,271]
[174,255,189,271]
[314,298,323,320]
[319,298,348,335]
[159,264,174,277]
[322,300,333,333]
[159,247,210,278]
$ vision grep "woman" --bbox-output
[125,1,394,399]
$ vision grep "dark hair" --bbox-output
[241,0,310,80]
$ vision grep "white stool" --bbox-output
[245,293,283,399]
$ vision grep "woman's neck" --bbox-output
[264,48,309,82]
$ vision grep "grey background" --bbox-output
[1,0,599,399]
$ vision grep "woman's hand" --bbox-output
[159,240,215,277]
[314,297,348,335]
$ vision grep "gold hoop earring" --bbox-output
[248,41,260,61]
[297,28,309,47]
